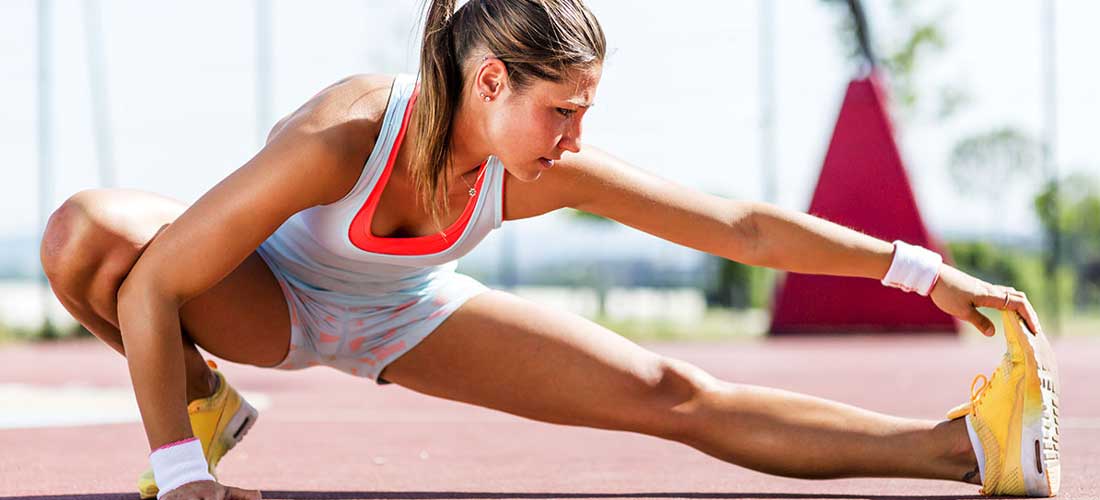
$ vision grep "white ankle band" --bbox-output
[149,437,214,499]
[880,240,942,296]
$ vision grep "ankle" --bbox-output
[187,369,219,403]
[941,417,981,485]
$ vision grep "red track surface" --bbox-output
[2,335,1097,499]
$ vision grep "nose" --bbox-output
[559,136,581,154]
[558,118,583,154]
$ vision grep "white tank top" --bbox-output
[258,73,506,296]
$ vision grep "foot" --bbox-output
[137,360,259,499]
[945,310,1061,497]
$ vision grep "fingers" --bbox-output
[972,286,1043,335]
[226,487,263,500]
[965,305,996,337]
[165,480,260,500]
[1012,290,1043,335]
[163,480,218,500]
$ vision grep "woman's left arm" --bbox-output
[559,146,1042,337]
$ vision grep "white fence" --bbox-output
[0,281,709,330]
[510,286,706,323]
[0,281,75,330]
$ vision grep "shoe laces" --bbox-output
[969,372,992,410]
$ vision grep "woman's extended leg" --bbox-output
[40,188,294,402]
[379,289,979,484]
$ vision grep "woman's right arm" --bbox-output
[116,96,364,498]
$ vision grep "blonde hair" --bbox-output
[412,0,606,231]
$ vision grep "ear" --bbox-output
[473,56,508,100]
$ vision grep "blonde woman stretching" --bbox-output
[40,1,1060,499]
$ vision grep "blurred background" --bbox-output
[2,0,1098,343]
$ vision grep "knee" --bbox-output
[41,190,95,281]
[639,357,721,441]
[40,189,123,289]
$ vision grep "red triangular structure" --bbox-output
[769,72,957,335]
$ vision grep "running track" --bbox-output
[1,334,1097,499]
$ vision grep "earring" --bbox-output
[480,92,491,102]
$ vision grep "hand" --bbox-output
[160,480,262,500]
[928,264,1043,337]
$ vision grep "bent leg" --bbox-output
[379,289,978,483]
[41,189,293,400]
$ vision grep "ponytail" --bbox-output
[410,0,461,233]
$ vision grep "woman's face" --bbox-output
[478,64,601,182]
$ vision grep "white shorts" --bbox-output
[256,242,490,385]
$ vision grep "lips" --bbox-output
[538,157,554,169]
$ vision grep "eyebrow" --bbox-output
[565,97,595,108]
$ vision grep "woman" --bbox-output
[39,1,1059,499]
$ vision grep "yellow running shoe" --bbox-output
[137,360,259,499]
[945,310,1061,497]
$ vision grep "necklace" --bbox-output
[460,164,488,197]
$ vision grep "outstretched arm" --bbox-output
[557,146,1042,336]
[728,201,893,279]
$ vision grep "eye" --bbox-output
[556,107,576,118]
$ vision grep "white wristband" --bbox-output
[880,240,942,296]
[149,437,214,499]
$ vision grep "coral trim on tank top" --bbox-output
[348,85,489,255]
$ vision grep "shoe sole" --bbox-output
[1016,314,1061,497]
[209,397,259,469]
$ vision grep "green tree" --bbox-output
[1035,174,1100,309]
[948,126,1040,235]
[819,0,966,123]
[563,207,614,316]
[706,259,775,309]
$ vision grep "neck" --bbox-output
[396,92,489,197]
[448,93,491,184]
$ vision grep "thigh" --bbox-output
[68,188,292,368]
[177,250,292,368]
[378,289,709,435]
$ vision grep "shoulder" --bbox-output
[269,73,395,148]
[266,74,399,204]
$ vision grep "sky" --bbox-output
[1,0,1098,274]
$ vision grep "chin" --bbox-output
[502,159,543,182]
[518,169,542,182]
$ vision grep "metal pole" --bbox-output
[84,0,116,188]
[1040,0,1061,336]
[499,229,517,291]
[37,0,54,330]
[255,0,273,147]
[845,0,877,69]
[758,0,777,205]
